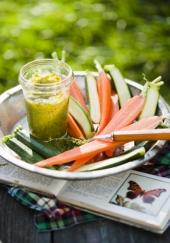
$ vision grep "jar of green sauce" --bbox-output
[19,59,73,141]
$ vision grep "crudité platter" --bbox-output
[0,69,169,180]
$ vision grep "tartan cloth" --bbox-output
[7,141,170,231]
[7,187,100,231]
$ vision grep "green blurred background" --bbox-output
[0,0,170,101]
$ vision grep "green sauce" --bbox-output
[25,73,69,141]
[32,72,61,84]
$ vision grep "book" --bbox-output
[0,155,170,234]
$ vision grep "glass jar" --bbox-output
[19,59,73,141]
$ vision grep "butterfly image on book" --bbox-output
[126,180,166,204]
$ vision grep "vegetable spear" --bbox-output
[94,60,112,133]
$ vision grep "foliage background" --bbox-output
[0,0,170,101]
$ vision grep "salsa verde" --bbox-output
[25,73,69,141]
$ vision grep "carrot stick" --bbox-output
[70,80,88,111]
[68,153,105,171]
[67,115,163,171]
[36,109,162,169]
[105,148,114,157]
[110,95,119,117]
[120,116,162,130]
[68,154,94,172]
[36,140,120,167]
[100,95,144,135]
[35,116,162,168]
[67,114,85,139]
[105,95,119,157]
[35,96,146,167]
[96,70,112,134]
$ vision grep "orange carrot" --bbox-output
[96,71,112,134]
[105,149,114,157]
[100,95,144,135]
[97,77,101,101]
[35,96,146,167]
[110,94,119,119]
[36,96,144,167]
[67,114,85,139]
[67,116,163,171]
[68,153,105,171]
[69,152,105,172]
[73,95,145,166]
[109,116,162,152]
[92,152,105,162]
[105,95,119,157]
[35,116,162,168]
[36,140,119,167]
[70,80,88,111]
[120,116,162,130]
[68,154,95,172]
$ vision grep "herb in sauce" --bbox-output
[25,72,69,141]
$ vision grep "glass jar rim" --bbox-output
[19,58,73,88]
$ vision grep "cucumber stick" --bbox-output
[139,78,164,119]
[69,96,94,138]
[15,128,60,158]
[77,147,145,172]
[104,64,131,107]
[85,73,101,124]
[3,136,44,163]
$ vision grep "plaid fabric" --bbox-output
[137,142,170,177]
[8,186,100,231]
[35,208,100,231]
[8,141,170,231]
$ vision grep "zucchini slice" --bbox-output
[77,147,145,172]
[3,136,44,163]
[14,128,60,158]
[69,96,94,138]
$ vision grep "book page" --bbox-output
[60,172,126,201]
[58,170,170,232]
[1,153,170,233]
[0,156,66,196]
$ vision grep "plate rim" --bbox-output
[0,71,169,180]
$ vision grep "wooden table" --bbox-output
[1,186,170,243]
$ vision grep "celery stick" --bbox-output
[85,73,101,124]
[104,64,131,107]
[140,82,149,97]
[139,78,164,119]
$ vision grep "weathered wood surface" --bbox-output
[53,219,170,243]
[0,186,50,243]
[1,185,170,243]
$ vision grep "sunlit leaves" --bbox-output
[0,0,169,100]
